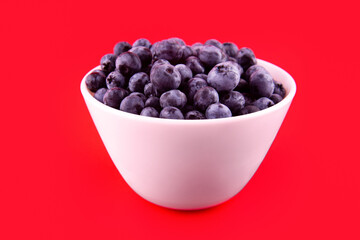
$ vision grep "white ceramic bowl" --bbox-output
[80,59,296,210]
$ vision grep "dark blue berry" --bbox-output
[185,110,205,119]
[185,77,208,103]
[193,86,219,112]
[144,96,161,111]
[204,39,223,50]
[207,61,241,92]
[144,82,157,97]
[150,63,181,93]
[185,56,205,75]
[249,71,275,98]
[169,37,186,46]
[205,103,232,119]
[176,45,194,63]
[152,59,170,68]
[85,70,106,92]
[236,47,257,71]
[191,42,203,56]
[240,105,260,115]
[244,64,268,81]
[140,107,159,118]
[128,72,149,92]
[160,106,184,119]
[220,91,245,115]
[153,38,181,64]
[175,64,193,87]
[115,52,142,77]
[100,54,116,73]
[106,71,126,89]
[222,42,238,58]
[94,88,107,103]
[129,92,147,103]
[113,41,132,56]
[160,89,187,109]
[120,95,144,114]
[198,45,225,69]
[103,87,129,109]
[129,46,152,67]
[270,94,283,104]
[273,81,286,98]
[194,73,207,80]
[133,38,151,48]
[252,97,274,110]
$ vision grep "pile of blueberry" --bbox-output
[85,38,286,119]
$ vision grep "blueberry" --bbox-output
[128,72,149,92]
[207,61,241,92]
[120,95,144,114]
[249,71,275,98]
[153,38,181,64]
[169,37,186,46]
[144,82,157,97]
[239,105,260,115]
[176,45,194,63]
[270,94,283,104]
[94,88,107,103]
[116,52,142,77]
[204,39,223,50]
[103,87,129,109]
[185,110,205,120]
[144,96,161,111]
[129,92,147,102]
[100,54,116,73]
[193,86,219,112]
[185,56,205,75]
[113,41,132,56]
[236,47,257,71]
[185,77,208,103]
[152,59,170,68]
[160,89,187,109]
[227,56,238,63]
[140,107,159,118]
[198,45,225,69]
[129,46,152,67]
[85,70,106,92]
[191,42,203,56]
[150,41,159,56]
[252,97,274,110]
[244,65,268,81]
[273,81,286,98]
[205,103,232,119]
[150,63,181,93]
[234,78,249,92]
[222,42,238,58]
[133,38,151,48]
[175,64,193,87]
[194,73,207,80]
[106,71,126,89]
[220,91,245,115]
[160,106,184,119]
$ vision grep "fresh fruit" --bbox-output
[159,106,184,119]
[205,103,232,119]
[87,38,286,119]
[207,61,241,92]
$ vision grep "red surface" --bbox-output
[1,0,359,239]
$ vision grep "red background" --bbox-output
[1,0,359,239]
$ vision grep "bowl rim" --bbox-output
[80,59,296,125]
